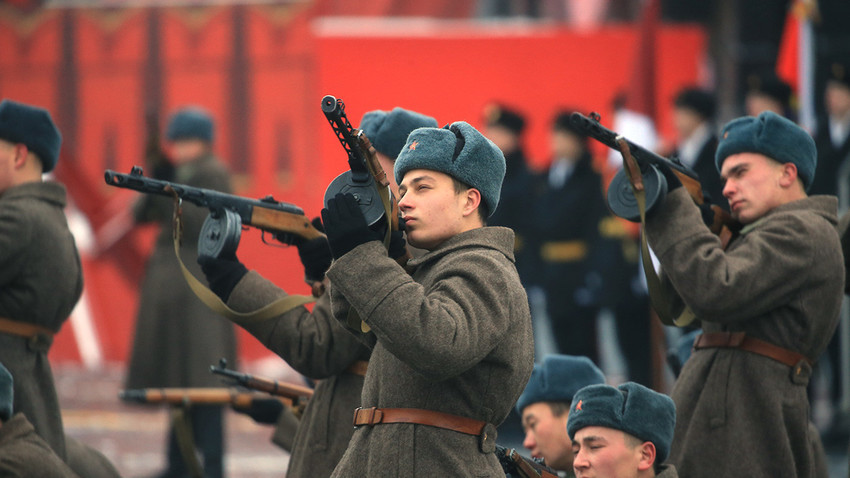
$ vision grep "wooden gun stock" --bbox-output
[119,388,291,408]
[210,360,314,402]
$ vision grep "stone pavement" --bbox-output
[56,362,291,478]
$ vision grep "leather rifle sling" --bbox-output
[168,191,314,326]
[615,137,696,327]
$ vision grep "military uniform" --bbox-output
[646,189,844,478]
[489,149,536,283]
[125,153,236,478]
[0,181,83,460]
[0,413,80,477]
[326,227,534,477]
[226,273,370,477]
[530,152,607,360]
[656,465,679,477]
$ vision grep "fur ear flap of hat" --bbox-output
[166,106,215,143]
[0,362,12,422]
[359,108,438,160]
[0,99,62,172]
[394,121,506,216]
[567,382,676,463]
[715,110,817,190]
[515,355,605,414]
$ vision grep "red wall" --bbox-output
[0,6,706,364]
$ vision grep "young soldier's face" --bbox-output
[522,403,574,471]
[571,426,649,478]
[721,152,791,224]
[397,169,474,250]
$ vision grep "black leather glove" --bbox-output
[297,218,332,283]
[388,230,408,260]
[197,252,248,302]
[321,193,382,260]
[233,397,284,425]
[656,164,682,191]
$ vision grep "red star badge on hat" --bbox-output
[576,400,582,411]
[409,140,419,151]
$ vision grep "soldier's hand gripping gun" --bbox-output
[320,95,408,261]
[570,112,739,243]
[496,445,560,478]
[104,166,323,258]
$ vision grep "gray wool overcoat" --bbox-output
[125,154,237,389]
[646,189,844,478]
[0,413,80,478]
[326,227,535,477]
[227,272,370,477]
[0,182,83,460]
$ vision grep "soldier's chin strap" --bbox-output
[168,189,314,325]
[615,137,696,328]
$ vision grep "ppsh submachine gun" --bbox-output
[496,445,560,478]
[320,95,410,332]
[320,94,405,248]
[104,166,323,259]
[569,112,738,242]
[570,112,742,327]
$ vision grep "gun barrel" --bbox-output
[569,112,697,179]
[321,95,342,115]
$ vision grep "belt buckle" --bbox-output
[353,407,382,427]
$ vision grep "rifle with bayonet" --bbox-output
[496,445,560,478]
[570,111,739,244]
[104,166,323,258]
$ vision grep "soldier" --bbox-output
[811,61,850,197]
[671,87,725,209]
[744,71,794,120]
[517,354,605,475]
[531,111,609,362]
[0,362,79,477]
[0,99,81,460]
[198,107,437,477]
[320,121,534,476]
[125,106,236,478]
[568,382,679,478]
[482,103,536,284]
[646,111,844,477]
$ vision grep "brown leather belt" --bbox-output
[352,407,488,436]
[345,360,369,377]
[0,317,54,339]
[694,332,811,367]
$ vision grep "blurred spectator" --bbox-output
[671,87,726,210]
[811,61,850,197]
[745,71,795,120]
[530,110,608,363]
[483,103,537,285]
[125,106,236,478]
